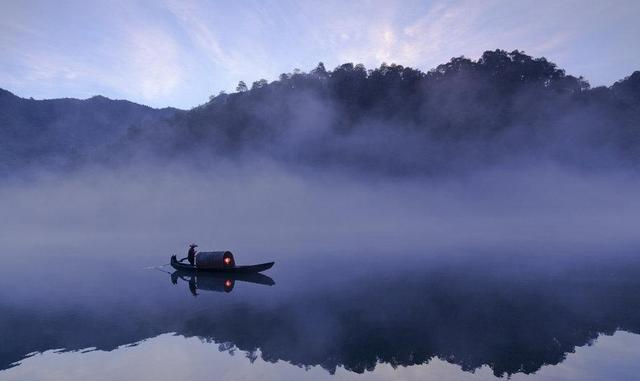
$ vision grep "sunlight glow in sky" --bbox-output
[1,0,639,108]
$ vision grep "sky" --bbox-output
[1,0,639,109]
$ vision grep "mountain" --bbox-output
[0,89,180,174]
[1,49,639,175]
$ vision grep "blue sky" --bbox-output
[1,0,639,109]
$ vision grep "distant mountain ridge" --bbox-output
[0,89,180,174]
[1,49,639,175]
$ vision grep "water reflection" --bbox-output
[1,253,639,378]
[5,331,640,381]
[169,270,276,295]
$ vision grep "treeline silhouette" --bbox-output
[117,49,640,174]
[2,49,639,175]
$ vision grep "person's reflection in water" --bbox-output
[170,271,199,297]
[188,277,198,297]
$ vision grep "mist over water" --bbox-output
[2,159,640,380]
[2,160,639,259]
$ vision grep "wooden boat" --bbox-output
[170,255,274,274]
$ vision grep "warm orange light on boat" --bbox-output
[225,280,232,287]
[224,257,231,265]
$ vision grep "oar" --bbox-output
[144,263,170,270]
[153,267,173,275]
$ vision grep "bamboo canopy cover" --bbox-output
[195,251,236,269]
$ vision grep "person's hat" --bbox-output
[189,243,198,247]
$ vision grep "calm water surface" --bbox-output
[2,167,640,380]
[1,246,639,380]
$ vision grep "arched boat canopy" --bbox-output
[195,251,236,269]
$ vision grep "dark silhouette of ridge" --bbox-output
[1,49,639,175]
[0,89,180,174]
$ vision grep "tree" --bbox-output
[236,81,248,92]
[311,62,328,78]
[251,79,268,90]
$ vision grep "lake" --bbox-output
[1,165,640,380]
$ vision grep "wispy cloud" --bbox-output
[116,25,184,100]
[331,0,564,70]
[163,0,278,84]
[1,0,638,107]
[163,0,240,72]
[0,0,188,105]
[330,0,633,78]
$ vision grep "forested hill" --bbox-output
[2,49,640,175]
[0,89,179,173]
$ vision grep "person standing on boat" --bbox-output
[180,244,198,266]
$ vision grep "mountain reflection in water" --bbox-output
[0,251,639,378]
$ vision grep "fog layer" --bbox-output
[2,162,639,261]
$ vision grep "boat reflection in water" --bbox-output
[2,252,640,378]
[169,269,275,295]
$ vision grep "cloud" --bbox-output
[320,0,494,69]
[0,0,187,105]
[118,25,184,100]
[329,0,635,79]
[163,0,240,73]
[163,0,278,84]
[1,0,638,107]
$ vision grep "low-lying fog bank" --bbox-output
[1,160,639,261]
